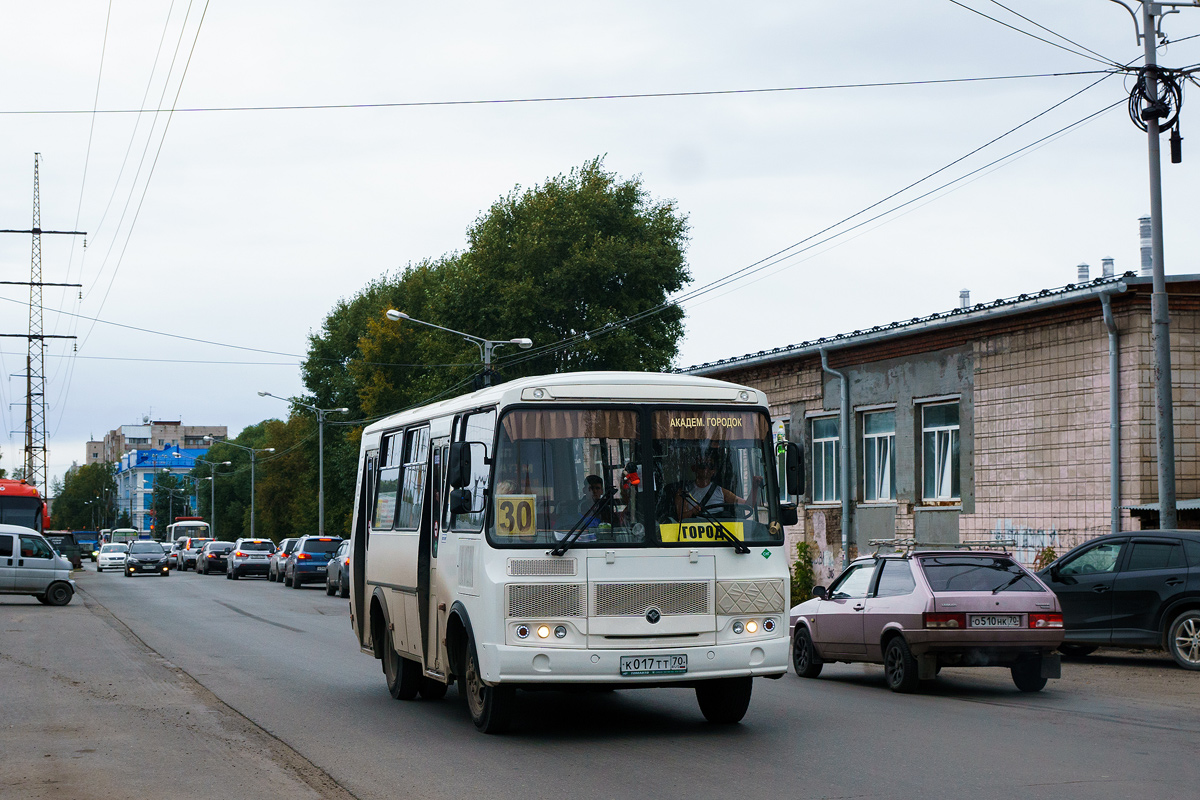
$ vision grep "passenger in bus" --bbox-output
[675,454,760,520]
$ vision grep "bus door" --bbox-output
[424,437,450,673]
[354,448,378,645]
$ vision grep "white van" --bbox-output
[0,524,76,605]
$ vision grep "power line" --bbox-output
[984,0,1122,66]
[0,71,1113,116]
[947,0,1123,68]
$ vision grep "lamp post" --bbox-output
[258,391,348,537]
[205,437,274,539]
[195,458,231,538]
[384,310,532,387]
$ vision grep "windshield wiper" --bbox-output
[687,505,751,555]
[992,571,1027,594]
[549,493,613,557]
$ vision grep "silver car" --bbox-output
[268,538,299,583]
[97,542,129,572]
[227,538,275,580]
[0,524,76,605]
[790,544,1064,693]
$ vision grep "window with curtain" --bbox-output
[922,403,960,501]
[863,410,896,502]
[811,417,839,503]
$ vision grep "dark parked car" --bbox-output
[124,540,169,577]
[791,545,1063,692]
[284,536,342,589]
[326,539,350,597]
[1037,530,1200,670]
[45,532,83,570]
[197,541,235,575]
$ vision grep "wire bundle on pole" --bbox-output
[1127,65,1183,132]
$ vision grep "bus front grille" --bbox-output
[506,583,585,618]
[715,579,786,615]
[507,558,578,577]
[593,582,709,617]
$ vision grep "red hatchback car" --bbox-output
[790,542,1064,693]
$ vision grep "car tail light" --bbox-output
[296,553,310,560]
[924,612,966,629]
[1028,613,1063,629]
[234,551,246,557]
[207,554,216,558]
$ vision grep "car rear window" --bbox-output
[189,539,213,548]
[918,555,1043,593]
[302,538,342,554]
[241,541,275,551]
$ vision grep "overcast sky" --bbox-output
[1,1,1197,489]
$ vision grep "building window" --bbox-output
[811,417,839,503]
[863,410,896,502]
[143,495,152,510]
[922,403,960,501]
[143,474,153,489]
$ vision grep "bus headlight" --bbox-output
[554,625,567,639]
[762,618,776,633]
[515,625,530,639]
[732,621,744,634]
[745,620,759,634]
[536,625,551,639]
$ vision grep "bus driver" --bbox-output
[675,453,761,520]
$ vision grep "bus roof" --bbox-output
[362,371,767,437]
[0,478,42,498]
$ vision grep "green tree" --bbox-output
[51,463,117,530]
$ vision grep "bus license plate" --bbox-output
[969,614,1021,628]
[620,654,687,676]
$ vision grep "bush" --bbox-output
[1033,546,1057,571]
[791,541,815,606]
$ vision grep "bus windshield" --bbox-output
[488,407,780,548]
[0,497,42,529]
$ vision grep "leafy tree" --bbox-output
[51,463,117,530]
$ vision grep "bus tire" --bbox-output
[44,582,74,606]
[383,628,421,700]
[695,676,753,724]
[462,637,514,733]
[419,677,448,700]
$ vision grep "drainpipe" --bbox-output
[820,349,851,567]
[1100,287,1125,536]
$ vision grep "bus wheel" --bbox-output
[462,638,514,733]
[44,582,74,607]
[383,628,421,700]
[695,676,753,724]
[419,677,448,700]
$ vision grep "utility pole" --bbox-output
[1111,2,1197,529]
[0,154,86,492]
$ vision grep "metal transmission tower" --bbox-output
[0,154,84,490]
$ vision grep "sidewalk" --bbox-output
[0,587,354,800]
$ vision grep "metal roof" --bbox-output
[1123,498,1200,512]
[681,273,1198,376]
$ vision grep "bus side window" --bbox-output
[451,409,496,532]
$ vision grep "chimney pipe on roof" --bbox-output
[1102,257,1115,278]
[1139,215,1153,276]
[959,289,970,309]
[1078,263,1090,283]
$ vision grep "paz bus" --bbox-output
[348,371,802,733]
[0,478,50,532]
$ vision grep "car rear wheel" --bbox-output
[462,637,515,733]
[292,573,303,589]
[44,582,73,606]
[792,627,823,678]
[326,577,336,596]
[883,637,919,693]
[695,676,753,724]
[230,569,239,580]
[383,628,422,701]
[268,567,276,582]
[339,575,350,599]
[1167,610,1200,671]
[1058,643,1098,658]
[1011,659,1048,692]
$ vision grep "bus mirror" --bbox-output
[449,488,479,515]
[448,442,472,488]
[780,503,799,527]
[785,442,804,496]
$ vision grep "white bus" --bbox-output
[349,371,802,733]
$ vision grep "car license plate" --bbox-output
[969,614,1022,628]
[620,654,687,676]
[316,566,326,572]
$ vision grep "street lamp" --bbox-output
[258,391,348,537]
[195,457,231,538]
[205,437,274,539]
[384,309,532,387]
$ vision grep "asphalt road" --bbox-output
[25,564,1200,800]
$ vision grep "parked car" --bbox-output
[197,541,235,575]
[268,538,299,583]
[124,540,169,577]
[1037,530,1200,670]
[325,539,350,597]
[178,537,214,571]
[284,536,342,589]
[790,545,1064,693]
[96,542,129,572]
[0,524,76,604]
[227,538,275,580]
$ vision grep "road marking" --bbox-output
[214,600,304,632]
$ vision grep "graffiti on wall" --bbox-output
[990,520,1062,566]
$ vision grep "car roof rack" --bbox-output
[867,537,1017,556]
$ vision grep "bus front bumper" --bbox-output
[479,637,789,686]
